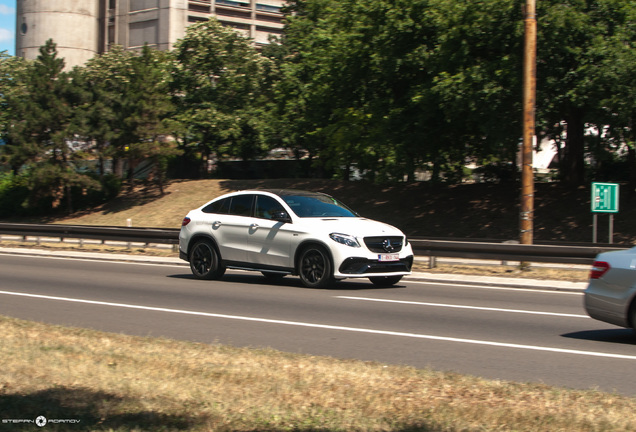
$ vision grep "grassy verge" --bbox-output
[2,314,635,432]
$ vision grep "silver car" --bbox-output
[584,247,636,330]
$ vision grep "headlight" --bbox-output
[329,233,361,248]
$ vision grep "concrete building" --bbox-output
[16,0,286,69]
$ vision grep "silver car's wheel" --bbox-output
[298,245,333,288]
[189,240,226,280]
[369,275,403,286]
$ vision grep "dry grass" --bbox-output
[54,179,248,228]
[2,314,635,431]
[48,179,636,244]
[413,262,590,282]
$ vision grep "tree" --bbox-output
[0,52,30,154]
[2,40,99,213]
[535,0,636,186]
[584,1,636,189]
[273,0,526,182]
[85,45,178,193]
[171,18,275,175]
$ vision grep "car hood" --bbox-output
[296,217,405,238]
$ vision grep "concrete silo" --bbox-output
[16,0,101,69]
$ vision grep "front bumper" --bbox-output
[336,255,413,277]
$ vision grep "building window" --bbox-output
[216,8,251,19]
[108,25,115,44]
[215,0,250,9]
[130,0,159,12]
[256,25,283,35]
[256,4,281,13]
[255,14,282,24]
[188,15,209,23]
[129,20,159,47]
[219,21,250,30]
[188,3,211,13]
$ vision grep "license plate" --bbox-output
[378,254,399,262]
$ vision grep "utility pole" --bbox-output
[521,0,536,245]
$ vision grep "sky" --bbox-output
[0,0,16,56]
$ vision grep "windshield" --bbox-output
[282,195,358,218]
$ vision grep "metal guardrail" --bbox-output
[0,223,628,265]
[0,223,179,245]
[408,239,624,265]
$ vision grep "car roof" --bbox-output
[254,189,330,198]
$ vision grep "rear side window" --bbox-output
[229,194,254,217]
[202,197,230,214]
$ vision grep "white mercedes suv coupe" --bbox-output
[179,189,413,288]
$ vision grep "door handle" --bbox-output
[212,221,221,228]
[250,223,259,229]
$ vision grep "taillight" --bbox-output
[590,261,610,279]
[181,217,191,227]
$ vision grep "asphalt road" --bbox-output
[1,252,635,396]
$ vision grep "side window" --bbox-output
[229,194,254,217]
[202,197,230,214]
[255,195,285,220]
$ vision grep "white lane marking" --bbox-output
[408,279,584,295]
[336,296,590,319]
[0,252,185,268]
[0,289,632,360]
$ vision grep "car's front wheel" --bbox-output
[298,245,334,288]
[189,240,226,280]
[369,275,403,286]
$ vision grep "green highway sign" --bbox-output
[591,182,619,213]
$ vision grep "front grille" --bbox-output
[364,236,404,253]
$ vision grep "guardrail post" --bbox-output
[427,251,437,269]
[502,240,519,265]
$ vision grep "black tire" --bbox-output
[369,275,403,286]
[298,245,334,288]
[189,240,226,280]
[630,306,636,334]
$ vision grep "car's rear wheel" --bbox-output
[189,240,226,280]
[369,275,403,286]
[298,245,333,288]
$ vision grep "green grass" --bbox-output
[2,315,636,432]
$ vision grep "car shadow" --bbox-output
[561,329,636,345]
[167,273,405,291]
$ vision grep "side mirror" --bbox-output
[271,211,292,223]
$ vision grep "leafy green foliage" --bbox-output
[171,18,275,172]
[2,40,100,214]
[3,0,636,218]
